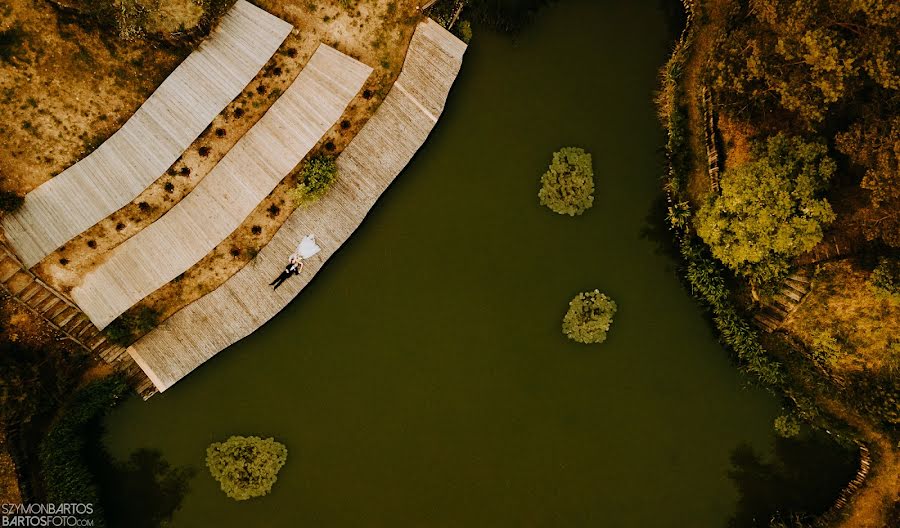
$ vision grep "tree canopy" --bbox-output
[562,290,617,344]
[708,0,900,125]
[836,111,900,247]
[206,436,287,501]
[538,147,594,216]
[695,134,836,283]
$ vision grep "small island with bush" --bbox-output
[206,436,288,501]
[562,290,617,344]
[538,147,594,216]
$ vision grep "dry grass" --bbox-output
[716,111,754,168]
[784,260,900,375]
[0,0,186,196]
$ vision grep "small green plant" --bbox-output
[562,290,617,344]
[870,257,900,301]
[105,306,160,346]
[538,147,594,216]
[773,414,801,438]
[206,436,288,501]
[289,155,337,205]
[456,20,473,43]
[0,190,24,213]
[810,330,846,369]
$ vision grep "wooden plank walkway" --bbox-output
[1,0,292,268]
[0,243,157,399]
[72,45,372,329]
[128,19,466,394]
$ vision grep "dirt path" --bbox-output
[818,397,900,527]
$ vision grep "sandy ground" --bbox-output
[0,0,186,195]
[16,1,422,326]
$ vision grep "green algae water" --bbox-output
[98,1,855,525]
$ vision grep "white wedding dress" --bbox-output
[292,235,321,261]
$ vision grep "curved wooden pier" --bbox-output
[1,0,292,268]
[128,19,466,394]
[72,45,372,329]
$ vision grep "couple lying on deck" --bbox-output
[269,235,321,291]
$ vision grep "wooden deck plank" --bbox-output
[128,19,466,394]
[72,45,372,329]
[1,1,292,268]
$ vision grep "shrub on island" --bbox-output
[290,155,337,205]
[538,147,594,216]
[206,436,288,501]
[562,290,617,344]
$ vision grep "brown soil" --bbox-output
[716,111,754,168]
[0,0,187,195]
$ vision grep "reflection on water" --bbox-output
[727,433,857,527]
[86,423,195,528]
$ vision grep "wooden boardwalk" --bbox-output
[1,0,292,268]
[72,45,372,329]
[128,19,466,393]
[0,243,157,399]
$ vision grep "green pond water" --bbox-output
[99,1,856,526]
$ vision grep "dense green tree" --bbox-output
[695,134,835,283]
[289,155,337,205]
[709,0,900,124]
[538,147,594,216]
[206,436,287,501]
[562,290,616,344]
[835,110,900,247]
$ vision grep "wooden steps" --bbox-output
[701,86,721,194]
[753,271,812,332]
[0,242,156,399]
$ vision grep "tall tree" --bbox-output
[709,0,900,125]
[695,134,836,283]
[835,106,900,247]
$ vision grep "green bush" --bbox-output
[289,155,337,205]
[538,147,594,216]
[562,290,617,344]
[773,414,801,438]
[0,190,24,213]
[105,306,160,346]
[206,436,287,501]
[456,20,473,43]
[870,257,900,300]
[39,375,129,526]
